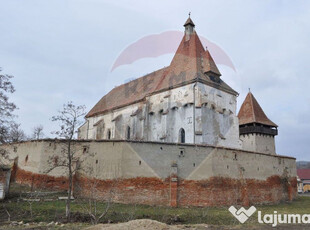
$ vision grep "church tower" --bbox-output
[238,92,278,155]
[184,14,195,40]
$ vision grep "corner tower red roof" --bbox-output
[238,92,277,127]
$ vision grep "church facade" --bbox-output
[78,17,241,149]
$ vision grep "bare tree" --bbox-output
[0,68,17,144]
[75,159,117,224]
[48,101,86,221]
[77,178,113,224]
[32,125,44,140]
[8,123,27,142]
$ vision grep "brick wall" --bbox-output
[13,167,296,207]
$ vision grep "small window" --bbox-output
[139,161,141,165]
[179,128,185,143]
[107,129,111,140]
[179,148,185,157]
[193,163,196,167]
[25,155,28,163]
[96,159,98,164]
[126,126,131,140]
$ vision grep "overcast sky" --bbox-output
[0,0,309,160]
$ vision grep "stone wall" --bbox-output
[3,140,296,207]
[79,82,241,149]
[240,133,276,155]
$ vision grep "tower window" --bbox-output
[126,126,131,140]
[107,129,111,140]
[179,128,185,143]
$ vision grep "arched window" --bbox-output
[107,129,111,140]
[126,126,131,140]
[179,128,185,143]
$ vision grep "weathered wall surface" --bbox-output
[240,133,276,155]
[195,82,241,149]
[79,82,241,149]
[3,140,296,207]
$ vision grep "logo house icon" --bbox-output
[229,206,257,224]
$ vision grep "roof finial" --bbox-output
[249,88,251,92]
[189,12,191,18]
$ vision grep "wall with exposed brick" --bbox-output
[2,139,297,207]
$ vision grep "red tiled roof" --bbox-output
[238,92,277,127]
[297,169,310,180]
[86,25,237,118]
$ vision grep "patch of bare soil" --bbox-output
[84,219,310,230]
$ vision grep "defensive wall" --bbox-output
[2,139,297,207]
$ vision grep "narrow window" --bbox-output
[126,126,131,140]
[179,128,185,143]
[107,129,111,140]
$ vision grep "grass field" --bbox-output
[1,183,309,229]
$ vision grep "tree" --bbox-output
[49,101,86,220]
[32,125,44,140]
[8,123,27,142]
[0,68,17,144]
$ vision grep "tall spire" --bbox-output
[184,12,195,27]
[184,13,195,40]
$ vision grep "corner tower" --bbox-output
[238,92,278,155]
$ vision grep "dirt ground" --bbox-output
[84,219,310,230]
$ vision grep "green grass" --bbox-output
[1,183,310,227]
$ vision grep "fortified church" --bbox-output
[78,16,278,155]
[1,16,296,207]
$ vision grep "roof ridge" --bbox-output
[249,92,256,123]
